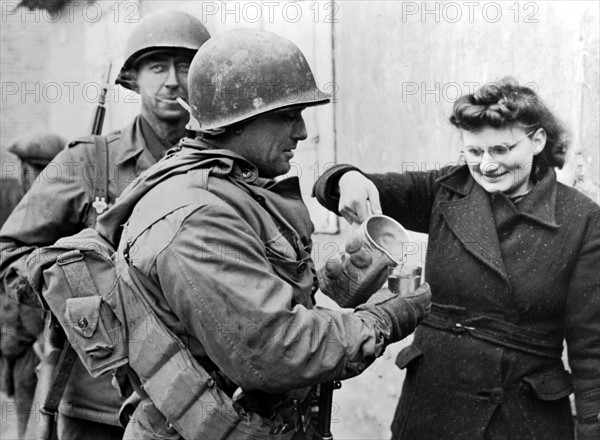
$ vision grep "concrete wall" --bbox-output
[318,2,600,438]
[330,1,599,199]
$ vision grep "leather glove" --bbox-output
[317,215,409,308]
[356,282,431,343]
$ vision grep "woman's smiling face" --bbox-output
[462,126,546,197]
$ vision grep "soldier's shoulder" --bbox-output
[67,130,123,151]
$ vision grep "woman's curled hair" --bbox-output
[450,76,569,175]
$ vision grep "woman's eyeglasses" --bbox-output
[463,130,536,161]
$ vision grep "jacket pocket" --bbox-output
[65,295,121,361]
[395,344,423,370]
[522,370,573,401]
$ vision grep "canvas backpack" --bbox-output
[23,142,257,439]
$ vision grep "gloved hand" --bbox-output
[317,215,409,308]
[356,282,431,343]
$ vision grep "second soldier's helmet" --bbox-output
[116,10,210,91]
[188,29,330,134]
[8,132,66,167]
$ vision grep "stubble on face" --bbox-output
[135,53,193,123]
[232,108,307,178]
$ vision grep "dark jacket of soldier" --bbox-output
[95,139,400,438]
[314,164,600,440]
[0,115,170,426]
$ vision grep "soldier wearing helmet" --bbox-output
[95,29,431,439]
[0,132,65,439]
[0,10,209,440]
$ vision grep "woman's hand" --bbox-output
[338,171,383,224]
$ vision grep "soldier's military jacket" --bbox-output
[96,139,397,438]
[0,115,171,425]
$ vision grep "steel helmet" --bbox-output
[8,133,66,167]
[188,29,330,134]
[116,10,210,91]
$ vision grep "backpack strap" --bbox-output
[58,249,99,297]
[91,135,109,215]
[41,342,78,418]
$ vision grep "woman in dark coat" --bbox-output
[313,78,599,439]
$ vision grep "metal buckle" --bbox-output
[92,196,108,214]
[454,322,476,332]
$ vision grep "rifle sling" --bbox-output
[93,135,109,208]
[41,342,78,416]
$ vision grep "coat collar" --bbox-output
[437,165,559,228]
[179,137,291,189]
[112,115,148,166]
[436,165,559,284]
[113,115,187,168]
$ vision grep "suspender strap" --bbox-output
[422,303,563,359]
[57,249,100,296]
[92,135,109,214]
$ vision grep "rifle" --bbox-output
[23,61,112,440]
[90,62,112,136]
[313,381,341,440]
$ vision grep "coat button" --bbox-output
[489,387,505,404]
[254,195,265,205]
[297,262,307,273]
[78,317,88,328]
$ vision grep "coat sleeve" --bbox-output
[152,204,392,393]
[366,169,445,233]
[313,163,455,233]
[0,146,93,305]
[564,210,600,439]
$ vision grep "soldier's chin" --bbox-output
[157,108,187,122]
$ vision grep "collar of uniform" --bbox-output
[113,115,148,166]
[266,177,303,199]
[139,114,173,162]
[179,138,271,186]
[438,164,558,228]
[179,137,268,185]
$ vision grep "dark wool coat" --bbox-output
[314,164,600,440]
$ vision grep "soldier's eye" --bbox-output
[148,63,168,73]
[177,63,190,74]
